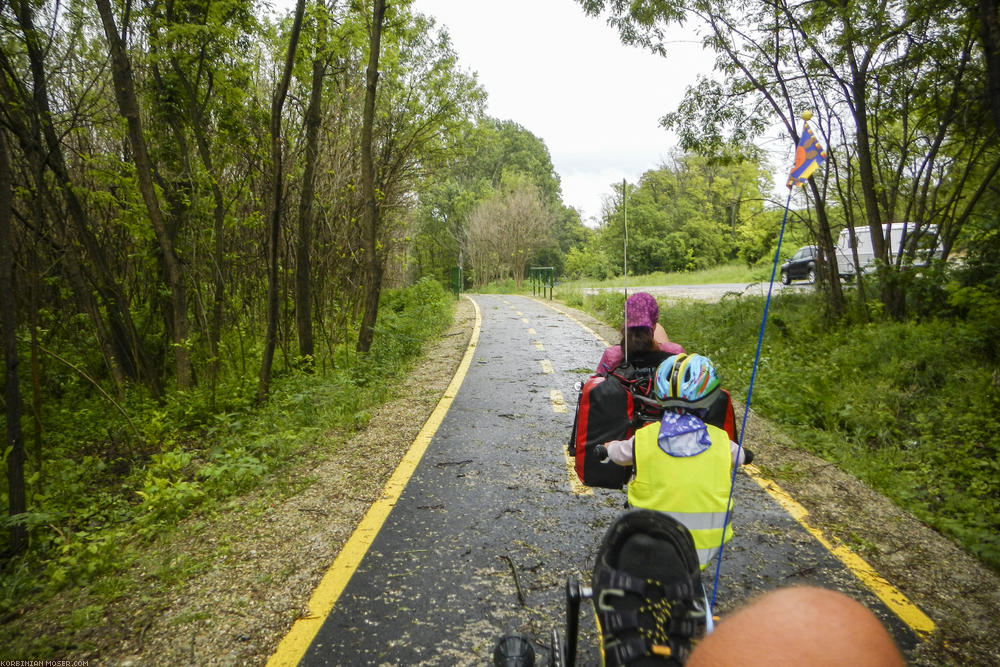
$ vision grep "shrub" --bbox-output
[0,278,457,596]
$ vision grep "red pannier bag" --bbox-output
[568,374,636,489]
[568,366,739,490]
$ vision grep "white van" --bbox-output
[834,223,941,279]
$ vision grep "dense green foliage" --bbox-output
[567,271,1000,572]
[412,119,588,284]
[0,279,454,612]
[565,155,776,280]
[580,0,999,321]
[1,0,588,581]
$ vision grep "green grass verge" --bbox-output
[559,261,765,289]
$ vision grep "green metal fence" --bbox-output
[529,266,555,299]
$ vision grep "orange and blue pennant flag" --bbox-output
[787,117,826,188]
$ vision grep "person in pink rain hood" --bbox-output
[596,292,685,375]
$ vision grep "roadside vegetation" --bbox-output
[0,279,455,626]
[560,260,765,289]
[561,260,1000,573]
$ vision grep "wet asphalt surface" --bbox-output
[301,294,920,665]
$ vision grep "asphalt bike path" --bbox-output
[280,294,930,665]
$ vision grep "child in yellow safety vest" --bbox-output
[603,353,751,570]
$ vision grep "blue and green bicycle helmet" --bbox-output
[655,353,721,408]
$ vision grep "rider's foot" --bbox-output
[593,510,707,666]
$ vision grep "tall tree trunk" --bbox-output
[0,130,27,554]
[2,8,161,397]
[296,57,327,364]
[95,0,194,389]
[980,0,1000,132]
[257,0,306,402]
[808,179,845,317]
[848,50,905,318]
[169,58,229,405]
[357,0,387,355]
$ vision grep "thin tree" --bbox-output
[258,0,307,402]
[357,0,387,355]
[296,1,335,365]
[980,0,1000,131]
[95,0,194,389]
[0,129,26,554]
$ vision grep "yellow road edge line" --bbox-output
[742,464,936,639]
[563,447,593,496]
[266,295,483,667]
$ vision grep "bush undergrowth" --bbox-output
[0,278,455,615]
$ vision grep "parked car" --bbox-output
[780,245,818,284]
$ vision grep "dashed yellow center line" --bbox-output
[562,450,592,496]
[533,340,544,351]
[743,464,936,639]
[527,327,536,335]
[551,389,566,411]
[540,360,553,374]
[522,318,529,325]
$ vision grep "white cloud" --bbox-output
[413,0,713,223]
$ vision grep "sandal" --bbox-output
[592,510,708,666]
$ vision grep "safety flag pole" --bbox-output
[709,112,827,612]
[622,178,629,365]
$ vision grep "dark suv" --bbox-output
[780,245,818,284]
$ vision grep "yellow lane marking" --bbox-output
[530,297,598,498]
[528,328,536,335]
[533,340,545,351]
[266,296,483,666]
[563,448,592,496]
[743,464,936,639]
[540,360,553,374]
[551,389,566,412]
[522,318,529,325]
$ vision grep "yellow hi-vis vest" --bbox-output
[627,420,734,569]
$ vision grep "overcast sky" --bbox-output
[410,0,716,225]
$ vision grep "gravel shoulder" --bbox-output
[9,295,1000,666]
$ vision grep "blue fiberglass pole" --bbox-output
[709,186,794,611]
